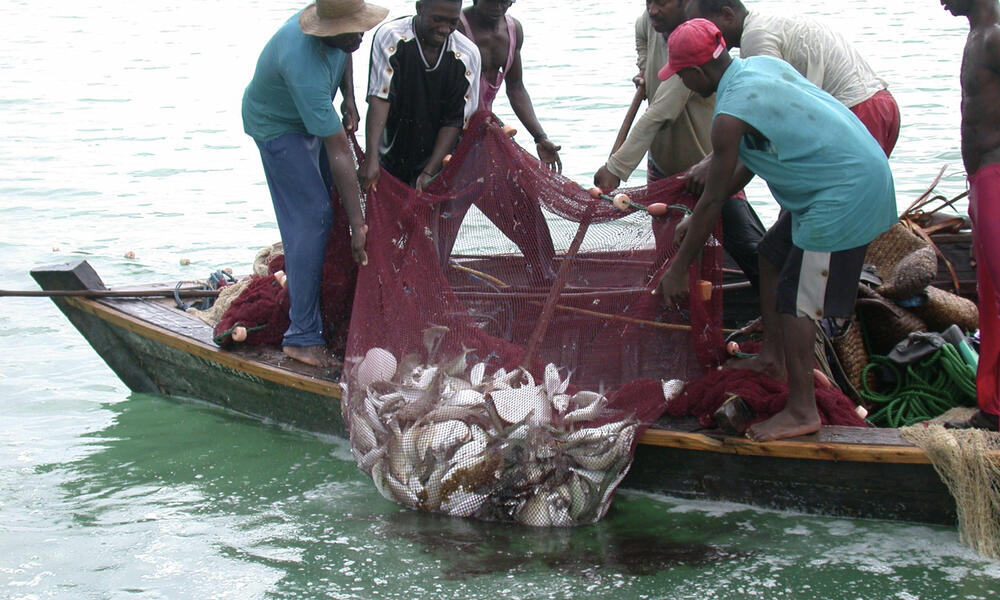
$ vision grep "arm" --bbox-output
[634,13,648,87]
[324,129,368,266]
[415,126,462,190]
[597,77,692,188]
[504,20,562,172]
[339,55,359,132]
[359,96,389,192]
[655,114,750,303]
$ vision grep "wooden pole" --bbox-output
[0,289,221,299]
[611,84,647,154]
[520,219,590,369]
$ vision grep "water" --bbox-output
[1,0,997,597]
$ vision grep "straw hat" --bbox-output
[299,0,389,37]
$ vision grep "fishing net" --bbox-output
[901,423,1000,559]
[341,111,724,526]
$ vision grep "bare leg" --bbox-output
[283,345,333,368]
[746,313,822,441]
[727,254,787,380]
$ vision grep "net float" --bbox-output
[124,251,135,259]
[231,326,248,342]
[646,203,669,217]
[726,341,741,356]
[442,154,452,166]
[179,258,191,266]
[696,279,713,302]
[612,193,631,212]
[274,270,287,288]
[588,187,603,199]
[813,368,832,388]
[502,124,517,137]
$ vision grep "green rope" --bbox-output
[862,342,978,428]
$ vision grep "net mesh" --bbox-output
[341,111,723,526]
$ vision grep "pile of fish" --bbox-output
[341,328,684,527]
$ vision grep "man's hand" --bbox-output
[536,139,563,173]
[357,158,380,193]
[632,72,645,88]
[679,154,712,196]
[653,266,688,306]
[341,99,360,133]
[673,215,691,246]
[593,165,621,193]
[350,223,368,266]
[415,171,435,191]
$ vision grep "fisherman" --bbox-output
[593,0,765,294]
[941,0,1000,431]
[242,0,385,367]
[654,19,897,441]
[684,0,901,157]
[458,0,563,172]
[358,0,481,191]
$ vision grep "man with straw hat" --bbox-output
[242,0,388,367]
[653,18,897,441]
[940,0,1000,431]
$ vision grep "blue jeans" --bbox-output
[255,133,334,347]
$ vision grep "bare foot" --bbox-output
[725,354,786,381]
[745,406,821,442]
[283,345,332,368]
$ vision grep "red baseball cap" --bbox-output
[657,18,728,81]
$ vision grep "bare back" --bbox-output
[961,20,1000,173]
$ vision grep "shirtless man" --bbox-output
[654,19,896,441]
[941,0,1000,431]
[458,0,562,171]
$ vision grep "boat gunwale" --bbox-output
[60,294,995,468]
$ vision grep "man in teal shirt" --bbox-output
[242,0,387,367]
[655,19,896,441]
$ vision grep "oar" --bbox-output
[0,289,221,299]
[611,83,646,154]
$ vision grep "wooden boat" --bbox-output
[30,238,986,526]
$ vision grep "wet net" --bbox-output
[340,111,724,526]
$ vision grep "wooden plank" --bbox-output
[66,296,342,399]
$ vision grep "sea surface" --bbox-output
[1,0,998,598]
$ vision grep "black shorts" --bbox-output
[757,212,867,321]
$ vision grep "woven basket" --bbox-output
[855,286,927,355]
[830,317,869,392]
[878,245,938,300]
[911,285,980,333]
[865,223,930,273]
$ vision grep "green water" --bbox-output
[2,0,998,597]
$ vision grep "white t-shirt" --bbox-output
[740,12,886,108]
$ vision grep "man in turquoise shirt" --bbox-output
[242,0,387,367]
[655,19,896,441]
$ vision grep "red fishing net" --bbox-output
[341,111,724,526]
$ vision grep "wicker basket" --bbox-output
[911,285,980,333]
[855,286,928,355]
[830,317,870,392]
[865,224,938,300]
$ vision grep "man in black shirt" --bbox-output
[359,0,481,190]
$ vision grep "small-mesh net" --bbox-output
[341,111,723,526]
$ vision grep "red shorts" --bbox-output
[970,164,1000,418]
[850,89,901,157]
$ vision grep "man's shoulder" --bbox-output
[449,30,482,66]
[373,16,414,44]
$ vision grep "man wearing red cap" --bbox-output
[593,0,765,295]
[685,0,900,157]
[243,0,388,367]
[654,19,897,441]
[940,0,1000,431]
